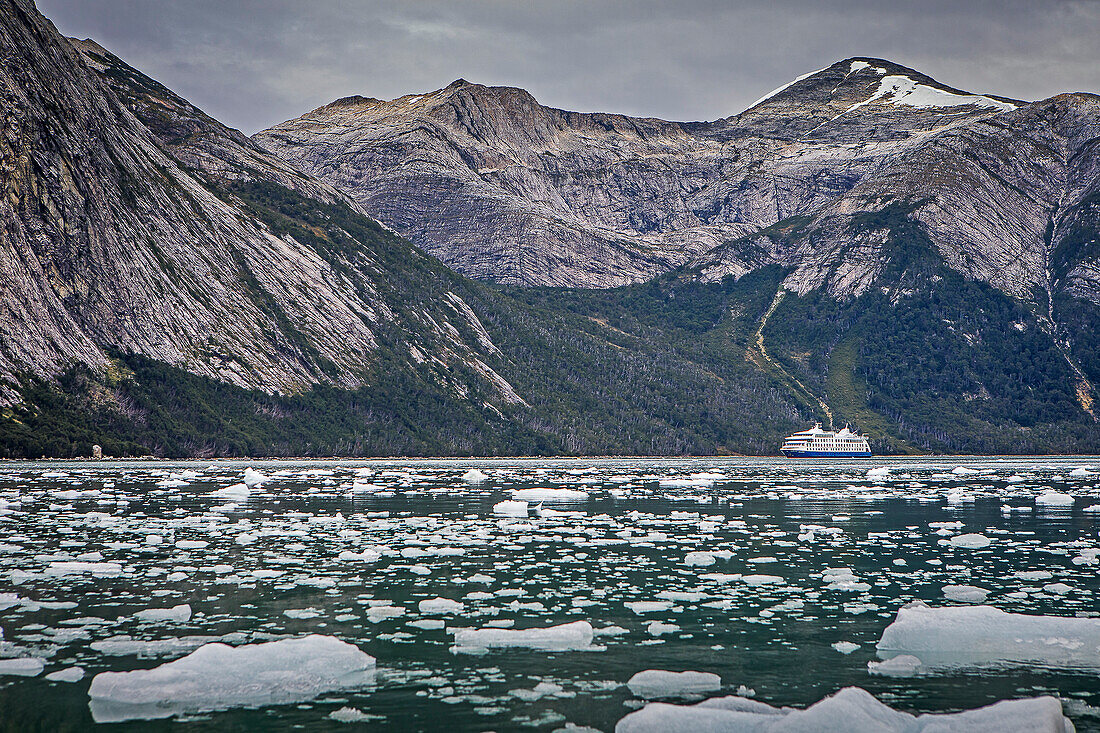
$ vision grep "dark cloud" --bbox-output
[37,0,1100,134]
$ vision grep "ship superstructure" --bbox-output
[780,424,872,457]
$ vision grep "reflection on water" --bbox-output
[0,456,1098,730]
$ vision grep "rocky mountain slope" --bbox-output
[257,56,1100,429]
[255,59,1032,289]
[0,0,527,411]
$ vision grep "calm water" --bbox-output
[1,456,1099,731]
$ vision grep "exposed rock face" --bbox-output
[256,59,1039,290]
[0,0,518,406]
[698,91,1100,310]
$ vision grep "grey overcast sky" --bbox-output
[36,0,1100,134]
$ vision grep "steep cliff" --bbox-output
[0,0,524,412]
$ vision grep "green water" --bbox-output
[0,457,1098,731]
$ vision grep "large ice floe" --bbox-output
[87,635,376,722]
[451,621,598,653]
[626,670,721,699]
[615,687,1073,732]
[875,601,1100,673]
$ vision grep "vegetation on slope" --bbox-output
[3,182,1097,459]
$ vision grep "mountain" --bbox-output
[254,59,1027,288]
[0,0,813,458]
[2,0,1098,458]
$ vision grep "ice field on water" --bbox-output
[1,457,1100,730]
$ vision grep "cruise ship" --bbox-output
[780,423,872,457]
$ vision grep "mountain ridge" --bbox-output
[255,57,1038,289]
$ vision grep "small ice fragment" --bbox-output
[408,619,445,630]
[174,540,208,550]
[45,666,85,682]
[134,604,192,623]
[866,467,889,478]
[626,601,674,615]
[493,500,528,516]
[684,552,716,567]
[942,585,989,603]
[646,621,680,637]
[867,654,923,676]
[742,574,784,586]
[452,621,595,653]
[417,597,464,615]
[1036,491,1074,507]
[1043,583,1073,595]
[626,670,720,699]
[462,469,489,483]
[329,706,371,723]
[948,533,990,549]
[832,641,860,654]
[0,658,44,676]
[213,484,249,502]
[512,488,587,502]
[242,468,268,488]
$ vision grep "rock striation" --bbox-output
[0,0,523,407]
[256,58,1080,296]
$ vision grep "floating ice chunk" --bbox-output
[627,670,720,699]
[45,561,123,577]
[1070,467,1093,477]
[683,552,716,567]
[594,625,629,637]
[337,549,382,562]
[452,621,595,653]
[418,597,464,615]
[626,601,674,615]
[659,478,713,488]
[1043,583,1073,595]
[942,585,989,603]
[90,634,241,658]
[330,706,372,723]
[948,533,991,549]
[646,621,680,636]
[87,635,375,723]
[615,686,1072,733]
[174,540,208,550]
[1036,491,1074,507]
[284,608,321,619]
[242,468,269,489]
[134,604,192,623]
[951,466,979,475]
[45,666,85,682]
[493,500,529,516]
[867,654,923,677]
[512,488,587,502]
[1016,570,1054,581]
[877,601,1100,671]
[742,574,783,586]
[365,605,405,623]
[866,467,890,478]
[462,469,489,483]
[408,619,445,630]
[348,481,383,494]
[213,484,249,502]
[0,657,44,676]
[832,641,860,654]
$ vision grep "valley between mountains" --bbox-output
[1,0,1098,457]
